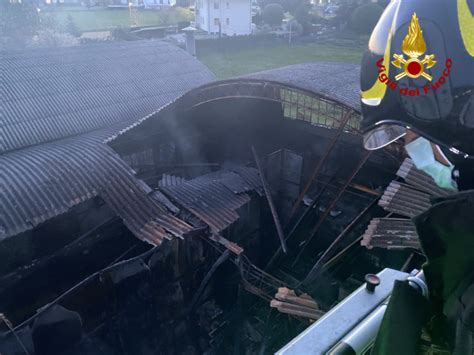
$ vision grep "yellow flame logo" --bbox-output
[402,13,427,58]
[392,13,437,81]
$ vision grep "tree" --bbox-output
[294,2,311,33]
[0,0,40,48]
[262,3,285,27]
[253,13,263,26]
[350,3,383,34]
[65,15,81,37]
[176,0,191,7]
[334,1,358,29]
[258,0,277,11]
[259,0,308,16]
[282,0,305,15]
[0,0,40,37]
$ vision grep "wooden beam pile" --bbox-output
[270,288,324,320]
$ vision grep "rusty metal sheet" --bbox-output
[195,171,253,194]
[159,174,186,188]
[378,181,432,218]
[160,168,262,233]
[361,218,420,250]
[396,158,451,197]
[362,158,456,251]
[209,234,244,255]
[0,126,193,245]
[232,167,264,196]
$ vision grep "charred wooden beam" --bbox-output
[264,171,338,271]
[293,150,372,266]
[252,146,287,254]
[275,288,319,309]
[189,250,231,313]
[209,234,244,255]
[348,182,382,197]
[288,109,354,220]
[321,212,394,272]
[0,217,120,293]
[302,196,379,286]
[7,245,159,334]
[270,300,324,320]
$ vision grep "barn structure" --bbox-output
[1,40,420,354]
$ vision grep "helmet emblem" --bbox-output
[392,13,437,81]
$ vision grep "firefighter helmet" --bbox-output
[360,0,474,159]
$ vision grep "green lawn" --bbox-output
[41,7,193,32]
[199,43,365,79]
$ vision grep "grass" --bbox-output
[40,7,193,32]
[198,43,365,79]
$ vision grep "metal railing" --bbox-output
[180,79,361,134]
[279,88,360,132]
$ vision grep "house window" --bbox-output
[226,18,229,25]
[213,2,218,9]
[214,18,220,25]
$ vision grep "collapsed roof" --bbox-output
[1,44,367,250]
[1,40,215,243]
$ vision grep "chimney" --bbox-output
[182,26,198,57]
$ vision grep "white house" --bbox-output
[195,0,252,36]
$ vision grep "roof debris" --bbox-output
[271,288,324,321]
[361,158,455,250]
[160,167,263,233]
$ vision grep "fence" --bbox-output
[196,34,285,56]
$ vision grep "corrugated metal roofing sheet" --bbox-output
[244,63,361,112]
[396,158,451,197]
[160,168,262,233]
[1,40,214,242]
[0,126,193,244]
[361,218,420,250]
[159,174,186,188]
[193,170,256,194]
[362,158,455,250]
[232,167,264,196]
[2,40,215,153]
[378,181,432,218]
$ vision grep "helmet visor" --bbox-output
[363,124,406,150]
